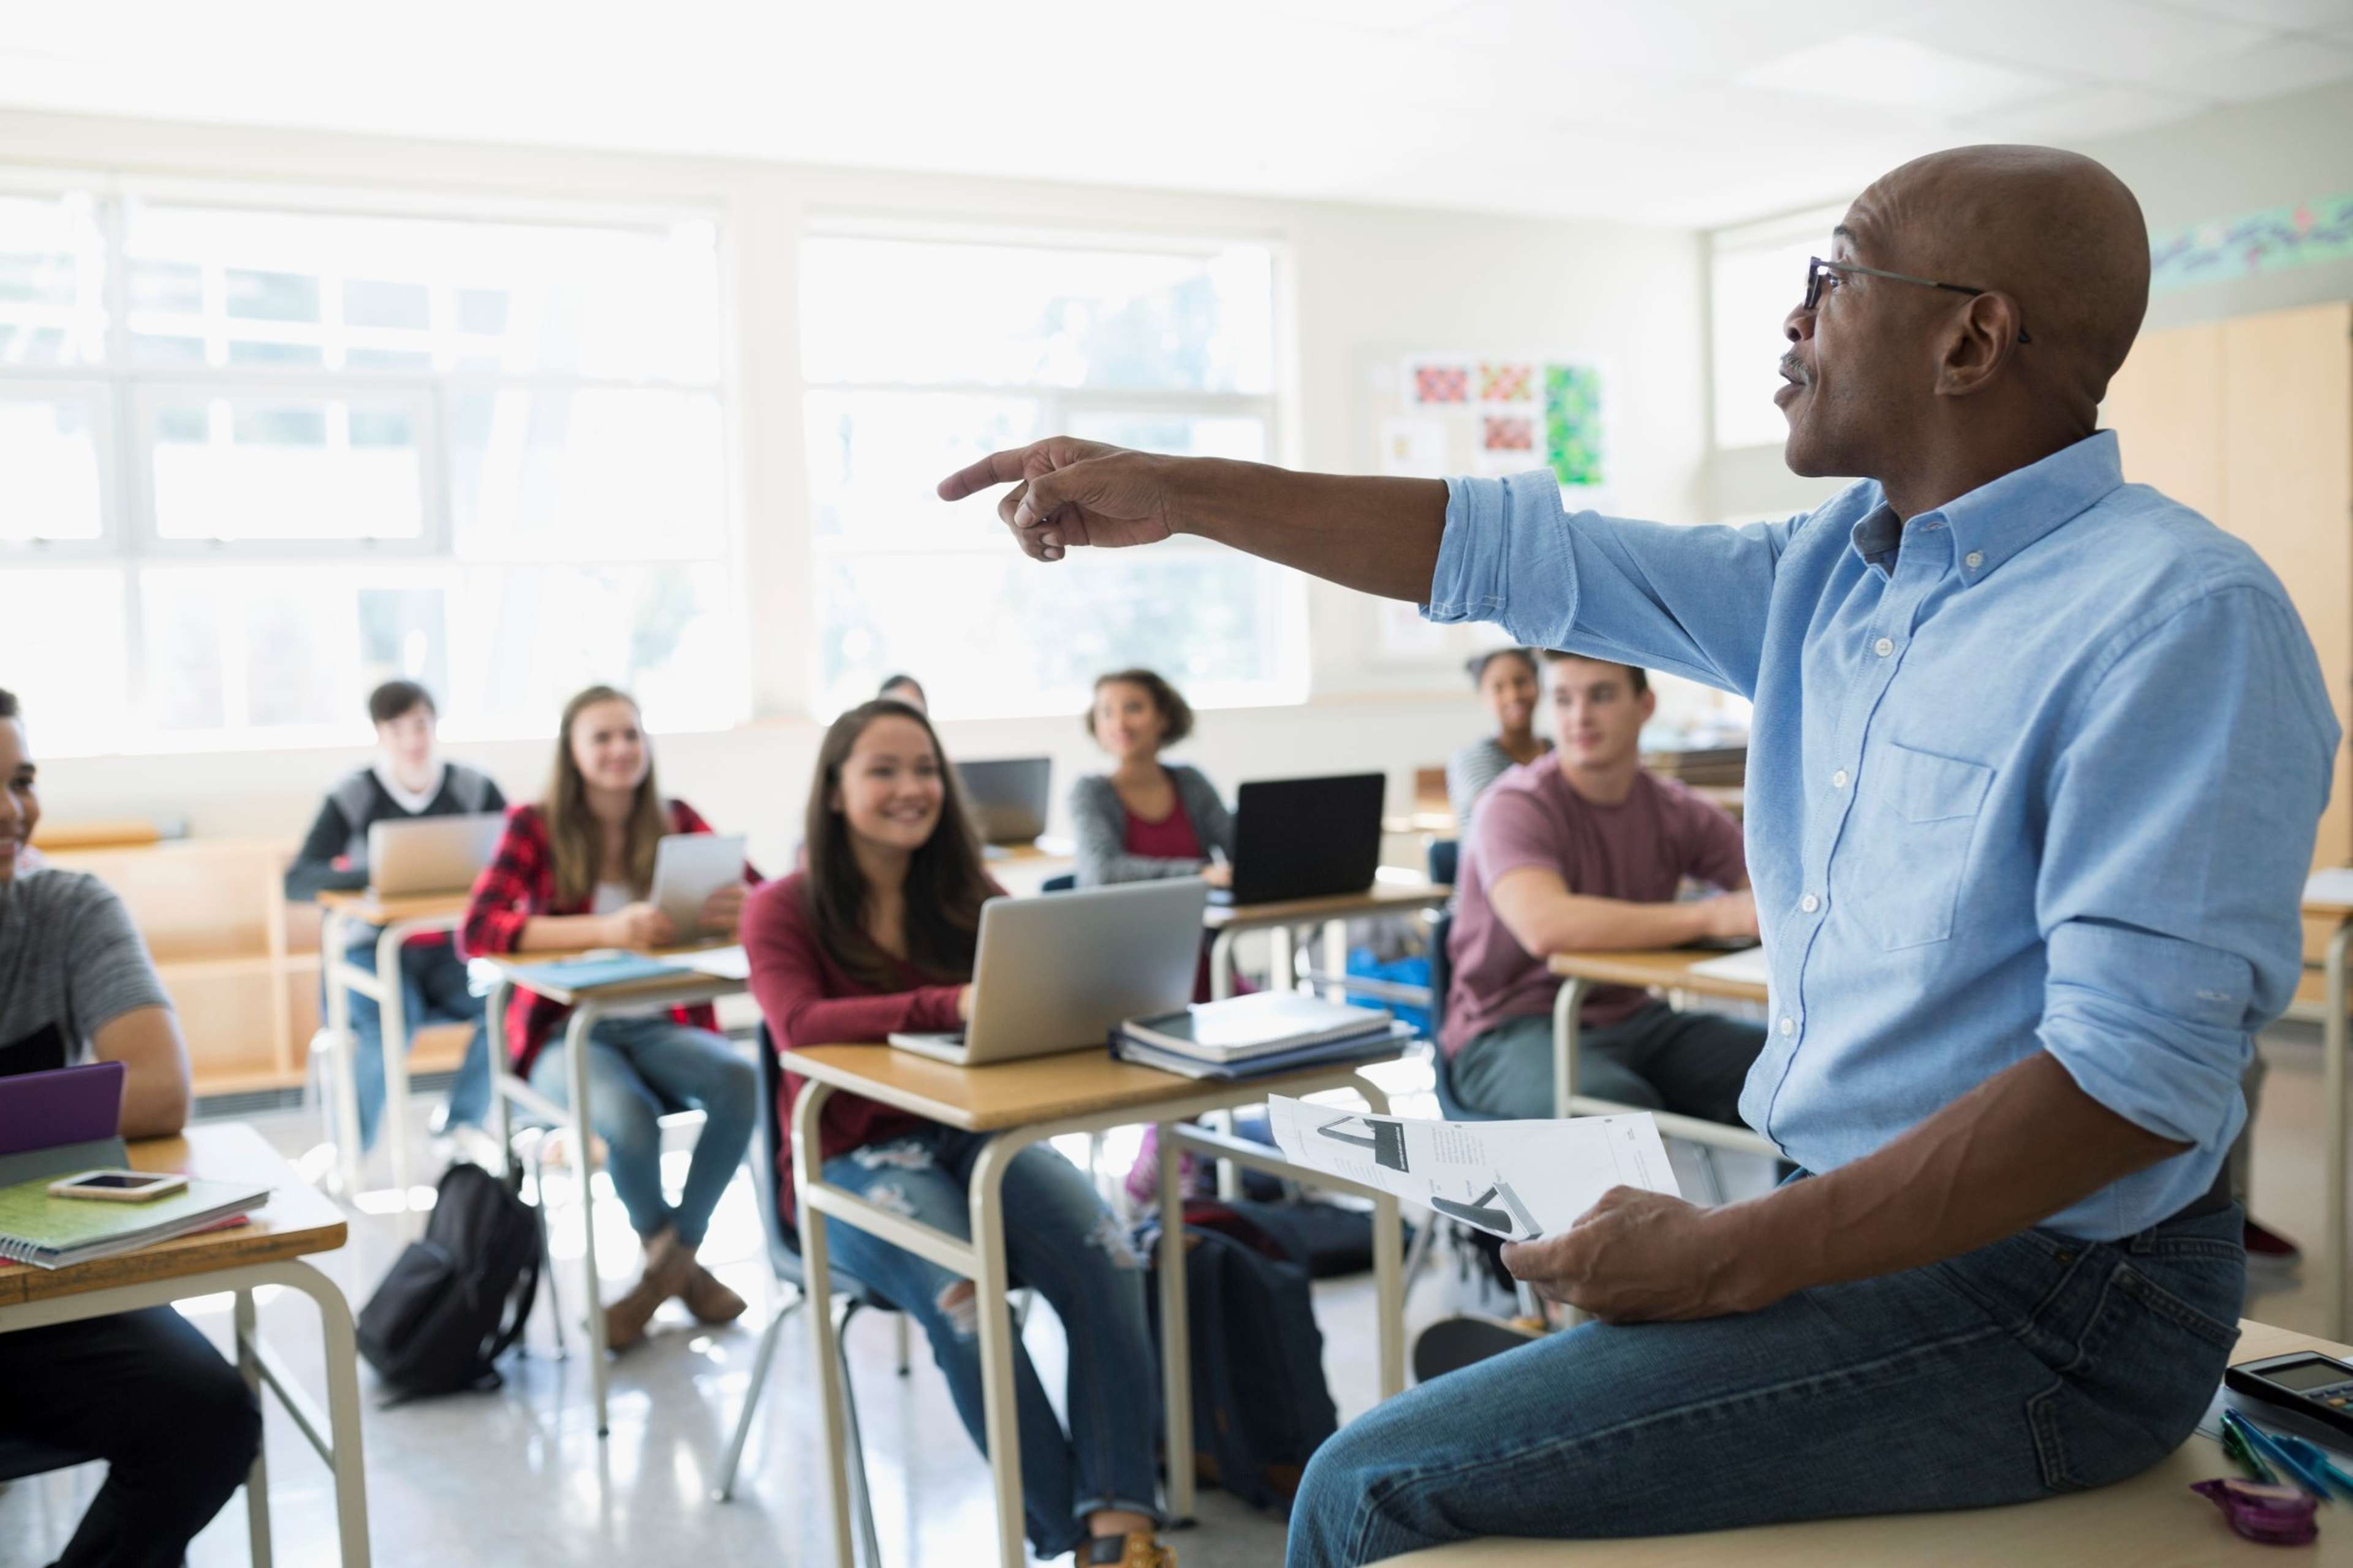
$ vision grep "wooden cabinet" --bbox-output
[2104,301,2353,910]
[33,836,318,1095]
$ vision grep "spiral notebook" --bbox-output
[0,1174,271,1270]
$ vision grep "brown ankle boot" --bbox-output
[1080,1533,1174,1567]
[681,1262,747,1325]
[604,1228,693,1352]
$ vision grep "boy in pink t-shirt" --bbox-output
[1444,654,1764,1123]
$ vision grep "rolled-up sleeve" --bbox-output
[2036,584,2339,1158]
[1425,471,1795,698]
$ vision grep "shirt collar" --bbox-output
[1846,430,2126,585]
[373,759,445,815]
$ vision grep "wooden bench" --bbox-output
[1374,1319,2350,1566]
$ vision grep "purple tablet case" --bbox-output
[0,1061,129,1186]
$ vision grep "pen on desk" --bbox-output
[2264,1428,2353,1502]
[2221,1412,2279,1485]
[2222,1410,2335,1501]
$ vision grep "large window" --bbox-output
[801,225,1303,719]
[0,178,739,754]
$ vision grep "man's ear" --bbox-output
[1933,294,2024,398]
[1638,686,1658,724]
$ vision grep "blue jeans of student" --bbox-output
[332,936,493,1150]
[1289,1197,2245,1566]
[526,1016,757,1249]
[820,1126,1161,1558]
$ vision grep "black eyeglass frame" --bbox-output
[1805,256,2033,345]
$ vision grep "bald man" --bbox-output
[942,146,2338,1559]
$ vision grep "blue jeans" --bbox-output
[1289,1198,2245,1566]
[526,1016,756,1249]
[332,936,493,1149]
[820,1126,1161,1558]
[1452,1002,1764,1126]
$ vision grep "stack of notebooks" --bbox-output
[1112,991,1414,1081]
[0,1175,270,1270]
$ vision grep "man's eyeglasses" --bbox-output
[1805,256,2032,345]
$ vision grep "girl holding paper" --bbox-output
[461,684,759,1349]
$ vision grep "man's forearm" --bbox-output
[1521,894,1707,955]
[1723,1051,2191,1305]
[1172,460,1447,602]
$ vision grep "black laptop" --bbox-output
[1209,772,1387,906]
[956,756,1052,846]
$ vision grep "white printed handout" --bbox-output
[1266,1096,1680,1242]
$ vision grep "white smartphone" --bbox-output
[651,833,746,937]
[48,1169,189,1202]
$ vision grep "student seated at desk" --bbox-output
[285,678,506,1152]
[1070,668,1232,891]
[0,686,262,1568]
[461,684,757,1350]
[1443,653,1763,1123]
[743,700,1175,1568]
[877,672,928,713]
[1444,646,1550,828]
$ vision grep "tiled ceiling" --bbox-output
[0,0,2348,227]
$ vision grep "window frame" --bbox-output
[0,167,743,750]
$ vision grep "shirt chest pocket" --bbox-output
[1846,742,1995,951]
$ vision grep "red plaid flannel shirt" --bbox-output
[461,799,750,1075]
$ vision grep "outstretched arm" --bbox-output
[938,438,1447,602]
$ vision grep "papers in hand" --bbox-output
[1266,1096,1679,1242]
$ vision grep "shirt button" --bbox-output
[1778,1016,1796,1037]
[1874,637,1895,657]
[1965,551,1984,570]
[1832,768,1849,789]
[1800,893,1820,913]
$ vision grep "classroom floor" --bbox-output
[0,1020,2339,1568]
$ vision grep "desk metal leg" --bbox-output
[1209,929,1239,1002]
[275,1259,373,1568]
[2329,923,2351,1343]
[487,982,515,1184]
[235,1287,274,1568]
[1353,1078,1406,1400]
[970,1132,1034,1568]
[1547,979,1588,1326]
[794,1080,859,1568]
[321,911,365,1200]
[1158,1115,1195,1524]
[562,1003,614,1436]
[374,925,415,1216]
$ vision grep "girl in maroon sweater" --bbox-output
[743,699,1173,1568]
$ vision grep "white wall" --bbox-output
[4,108,1708,863]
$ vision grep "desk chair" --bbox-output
[714,1026,898,1566]
[1040,873,1077,893]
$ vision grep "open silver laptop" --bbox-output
[956,756,1052,846]
[366,812,506,897]
[888,879,1208,1066]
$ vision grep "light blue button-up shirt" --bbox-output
[1428,432,2338,1240]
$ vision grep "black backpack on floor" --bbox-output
[1136,1204,1341,1513]
[357,1162,542,1403]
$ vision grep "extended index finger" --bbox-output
[937,444,1039,502]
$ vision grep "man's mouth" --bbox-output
[1775,354,1808,407]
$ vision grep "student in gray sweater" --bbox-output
[1443,646,1551,830]
[1068,668,1233,887]
[284,680,505,1150]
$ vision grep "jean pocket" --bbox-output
[1843,742,1994,951]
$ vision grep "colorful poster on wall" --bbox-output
[1408,361,1472,404]
[1479,362,1536,403]
[1543,362,1604,488]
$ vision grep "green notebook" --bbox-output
[0,1173,271,1270]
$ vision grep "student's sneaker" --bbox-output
[1412,1312,1545,1384]
[1080,1533,1175,1567]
